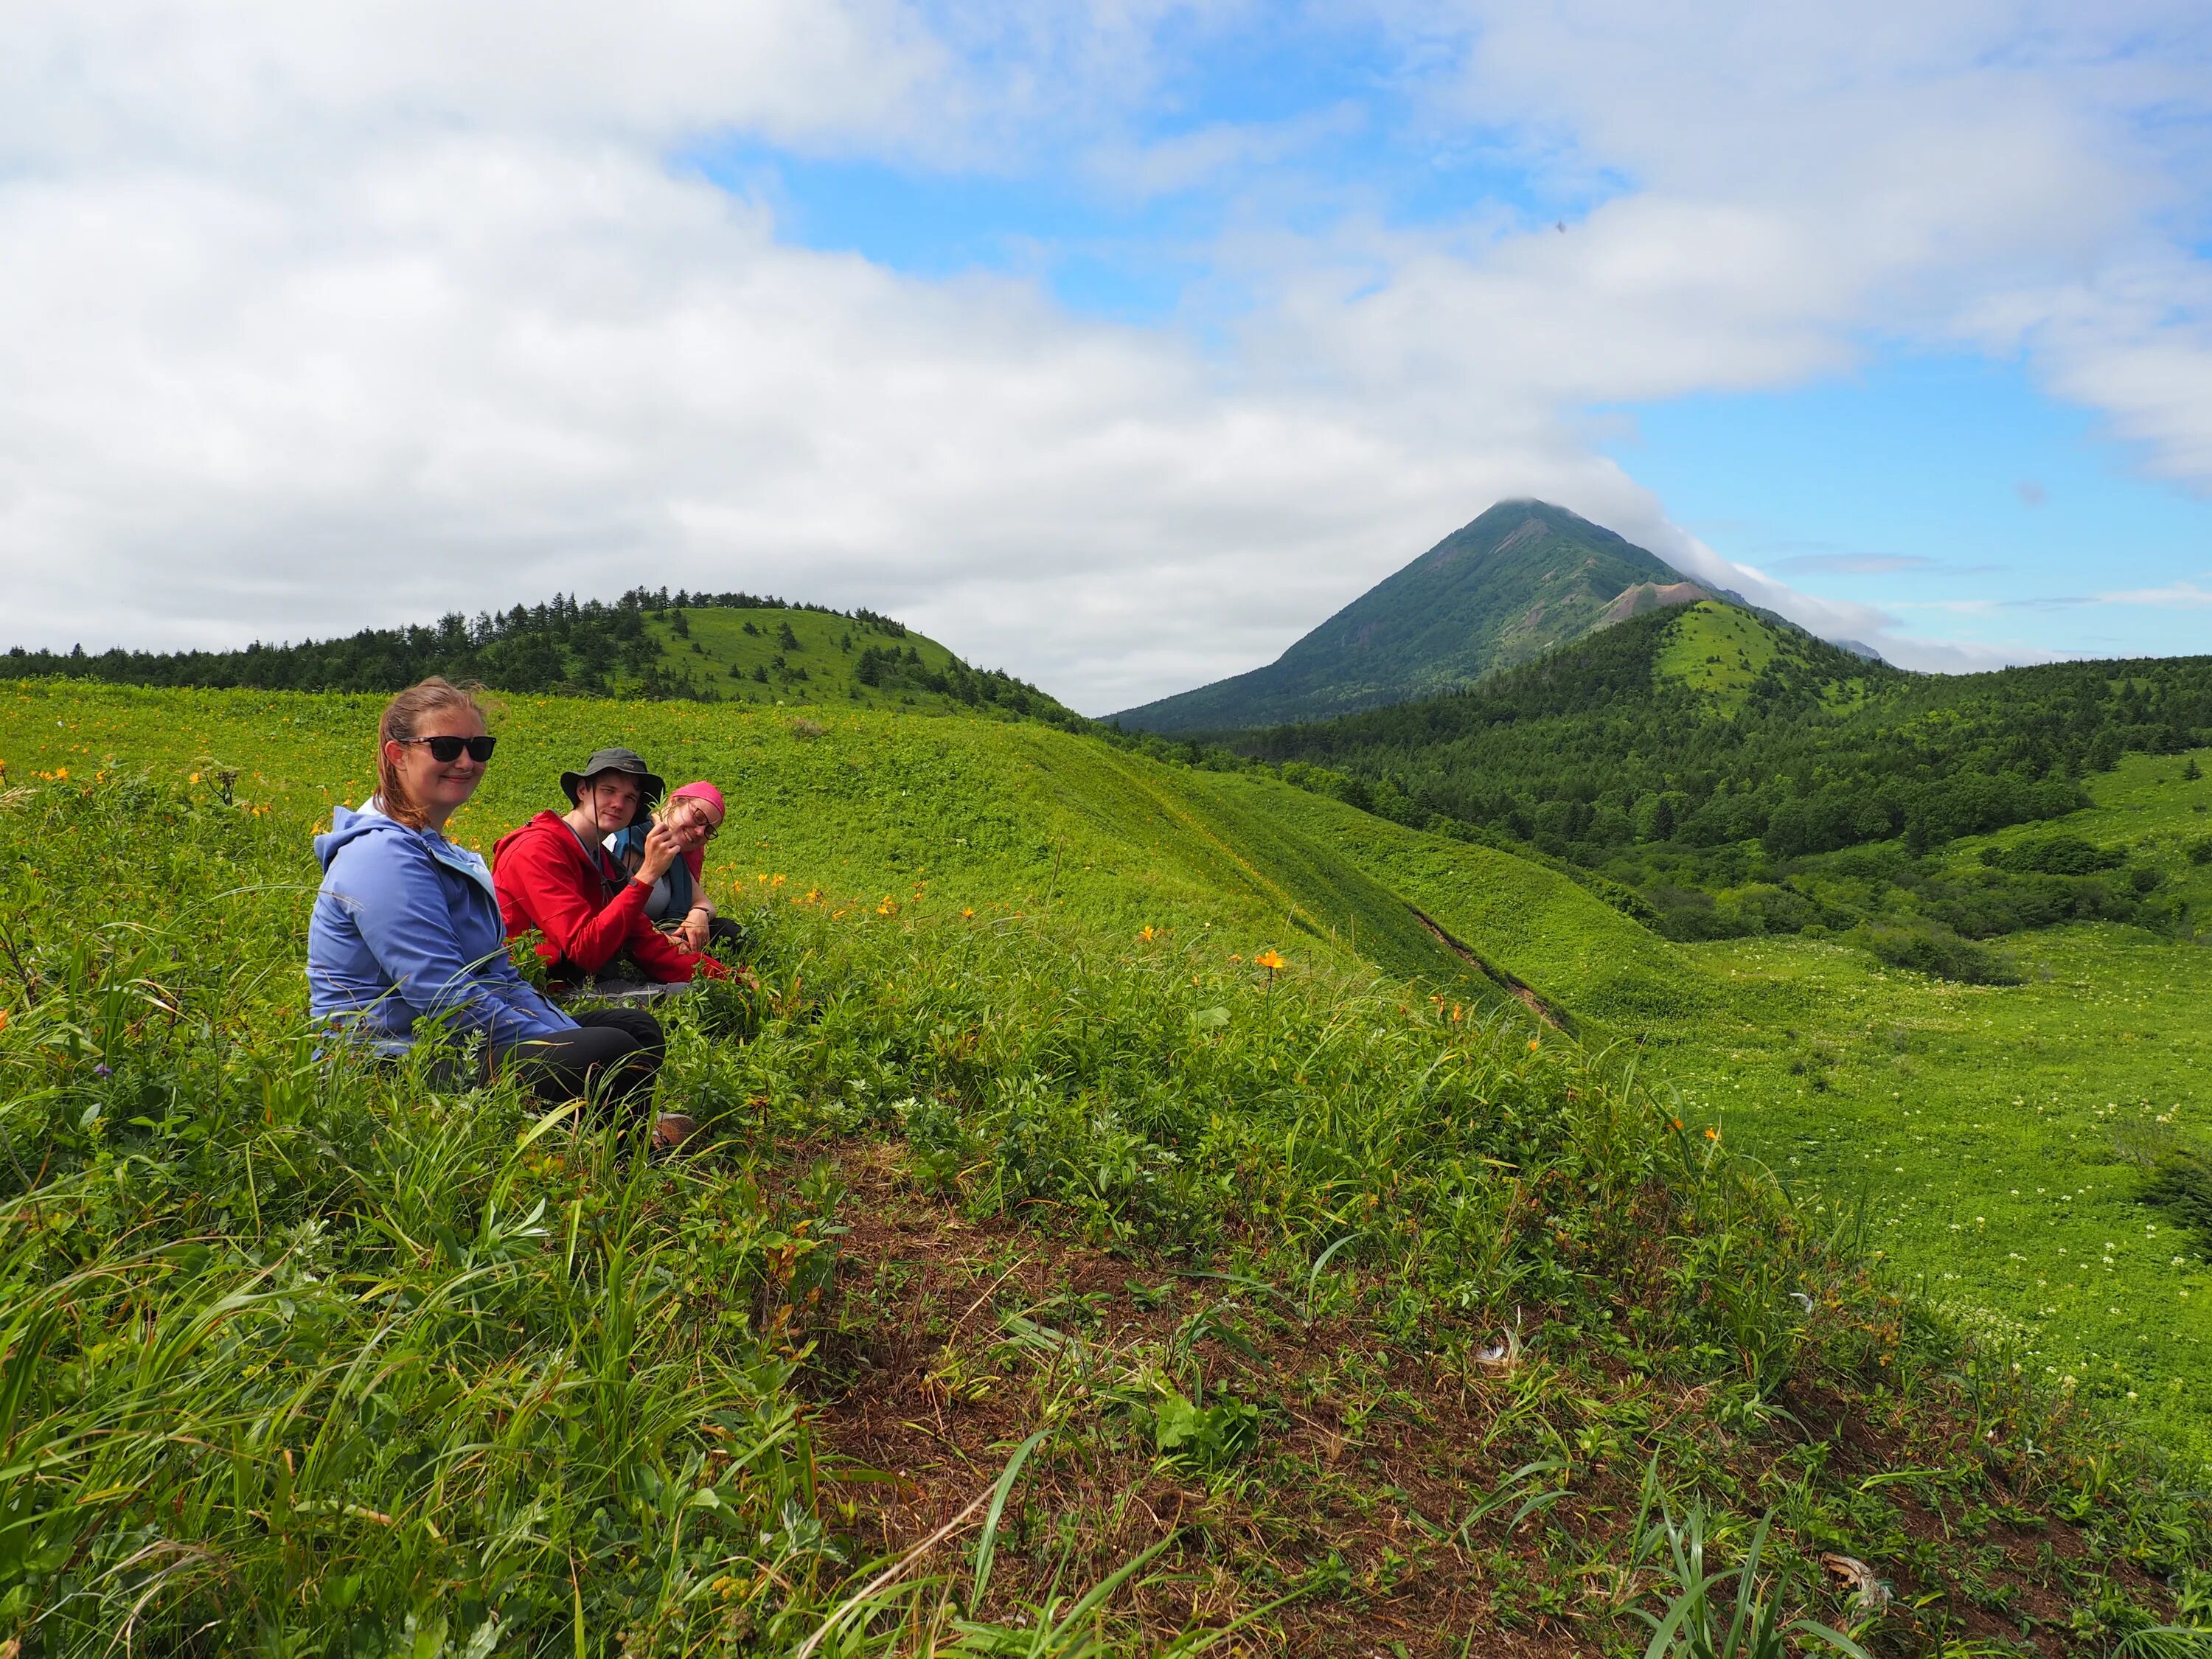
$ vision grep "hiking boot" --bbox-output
[651,1111,700,1152]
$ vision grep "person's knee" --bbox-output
[574,1006,664,1050]
[608,1006,665,1051]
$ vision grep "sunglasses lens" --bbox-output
[421,735,495,762]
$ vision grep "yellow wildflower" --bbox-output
[1255,949,1285,972]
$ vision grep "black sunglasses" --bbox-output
[397,734,497,763]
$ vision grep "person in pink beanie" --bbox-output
[606,779,739,954]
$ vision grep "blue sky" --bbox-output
[690,3,2212,676]
[5,1,2212,705]
[686,12,1605,324]
[1602,358,2212,661]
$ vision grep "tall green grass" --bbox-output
[2,741,2209,1650]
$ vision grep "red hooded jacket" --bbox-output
[493,811,725,985]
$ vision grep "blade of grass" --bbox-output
[971,1429,1048,1605]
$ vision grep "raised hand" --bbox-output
[635,821,683,885]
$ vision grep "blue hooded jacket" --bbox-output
[308,801,575,1051]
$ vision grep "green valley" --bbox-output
[1256,740,2212,1459]
[1235,600,2210,956]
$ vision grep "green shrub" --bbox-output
[1848,918,2022,984]
[1980,833,2123,875]
[2143,1150,2212,1259]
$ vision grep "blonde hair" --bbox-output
[375,678,486,829]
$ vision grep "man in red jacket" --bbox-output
[494,746,729,992]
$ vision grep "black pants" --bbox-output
[495,1006,664,1110]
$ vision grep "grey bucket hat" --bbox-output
[559,746,664,826]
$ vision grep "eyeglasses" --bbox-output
[397,734,497,763]
[671,802,720,840]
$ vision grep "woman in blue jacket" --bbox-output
[307,678,695,1149]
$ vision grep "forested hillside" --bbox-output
[1233,601,2212,949]
[3,586,1085,726]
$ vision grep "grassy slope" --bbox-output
[1653,601,1778,714]
[644,606,985,715]
[1655,603,1882,720]
[1185,745,2212,1459]
[15,682,2208,1432]
[1676,748,2212,1457]
[7,681,2212,1652]
[1211,774,1714,1027]
[0,681,1519,1018]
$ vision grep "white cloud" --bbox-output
[1,2,961,161]
[1,116,1601,713]
[1986,257,2212,493]
[2,0,2209,712]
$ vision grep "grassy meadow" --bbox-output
[1672,750,2212,1458]
[639,608,1000,717]
[1653,603,1781,714]
[1200,740,2212,1463]
[4,679,2212,1655]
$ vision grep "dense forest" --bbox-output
[1210,606,2212,953]
[4,587,1080,726]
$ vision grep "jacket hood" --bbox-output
[314,801,403,871]
[318,801,497,905]
[493,809,574,872]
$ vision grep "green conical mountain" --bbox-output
[1113,500,1697,733]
